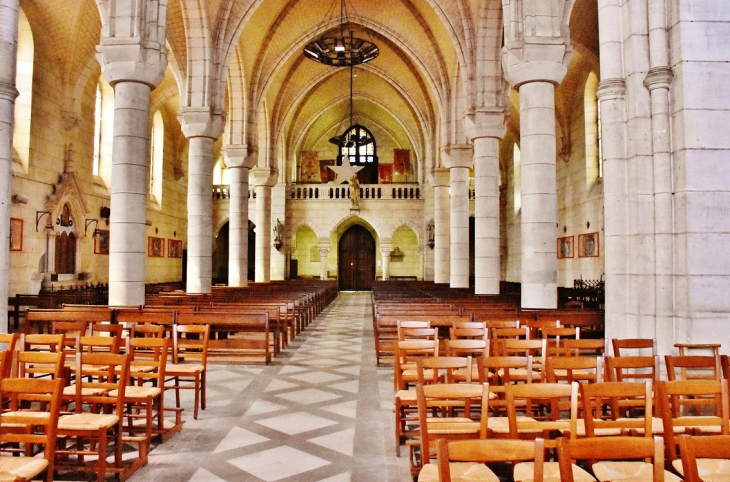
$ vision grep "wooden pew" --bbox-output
[177,312,272,365]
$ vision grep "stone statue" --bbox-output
[273,218,284,242]
[350,175,360,208]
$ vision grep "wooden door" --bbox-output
[338,225,375,291]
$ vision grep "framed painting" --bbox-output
[557,236,574,259]
[9,218,22,251]
[168,239,182,258]
[578,232,599,257]
[94,229,110,255]
[148,236,165,257]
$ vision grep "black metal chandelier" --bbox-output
[303,0,379,67]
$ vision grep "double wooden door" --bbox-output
[338,225,375,291]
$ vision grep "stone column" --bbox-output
[597,0,630,339]
[443,145,473,289]
[380,242,392,281]
[251,168,277,282]
[0,0,20,332]
[466,111,506,295]
[503,45,568,310]
[645,0,674,353]
[318,241,330,281]
[180,109,225,294]
[96,0,167,306]
[431,169,450,284]
[225,145,256,287]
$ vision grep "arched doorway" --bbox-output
[338,225,375,291]
[211,221,256,285]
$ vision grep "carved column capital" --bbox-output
[224,144,257,169]
[465,109,507,141]
[251,167,278,188]
[441,144,473,170]
[179,107,226,139]
[644,66,673,91]
[596,78,627,101]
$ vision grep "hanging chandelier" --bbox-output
[303,0,379,67]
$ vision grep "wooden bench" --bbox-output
[177,312,272,365]
[25,308,114,334]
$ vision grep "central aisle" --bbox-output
[131,292,411,482]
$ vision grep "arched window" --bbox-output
[513,143,521,214]
[149,110,164,204]
[93,77,114,186]
[92,83,102,176]
[584,72,602,184]
[338,124,378,184]
[213,158,230,185]
[13,7,34,173]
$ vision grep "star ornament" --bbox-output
[327,158,364,184]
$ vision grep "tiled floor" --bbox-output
[130,291,412,482]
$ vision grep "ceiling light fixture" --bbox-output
[303,0,379,67]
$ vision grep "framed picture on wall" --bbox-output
[168,239,182,258]
[557,236,574,259]
[9,218,22,251]
[94,230,110,255]
[148,236,165,257]
[578,232,599,257]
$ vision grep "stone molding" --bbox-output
[596,78,626,101]
[441,144,474,170]
[0,80,19,101]
[643,66,673,91]
[224,144,257,169]
[250,167,278,187]
[96,42,167,88]
[179,107,226,139]
[428,168,450,187]
[502,40,570,88]
[464,109,507,141]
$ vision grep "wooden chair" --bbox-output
[113,337,170,470]
[562,339,605,358]
[393,356,468,456]
[542,326,580,358]
[613,338,658,357]
[477,355,534,433]
[446,339,488,382]
[55,352,130,482]
[130,323,165,338]
[657,379,730,468]
[394,337,439,391]
[557,436,665,482]
[0,351,10,379]
[0,333,18,354]
[497,338,547,381]
[665,355,722,381]
[410,381,490,477]
[505,382,595,482]
[422,437,546,482]
[677,434,730,482]
[15,351,65,381]
[21,333,65,353]
[606,355,660,383]
[165,324,210,420]
[0,377,64,482]
[580,381,653,438]
[545,356,603,384]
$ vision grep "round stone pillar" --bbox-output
[96,1,167,307]
[108,82,152,304]
[0,0,20,332]
[180,110,225,294]
[252,168,277,282]
[431,169,450,284]
[518,81,559,309]
[380,243,392,281]
[318,241,330,281]
[467,112,506,295]
[443,146,472,289]
[225,145,256,287]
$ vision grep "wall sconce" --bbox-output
[85,219,100,238]
[35,211,53,232]
[427,219,435,249]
